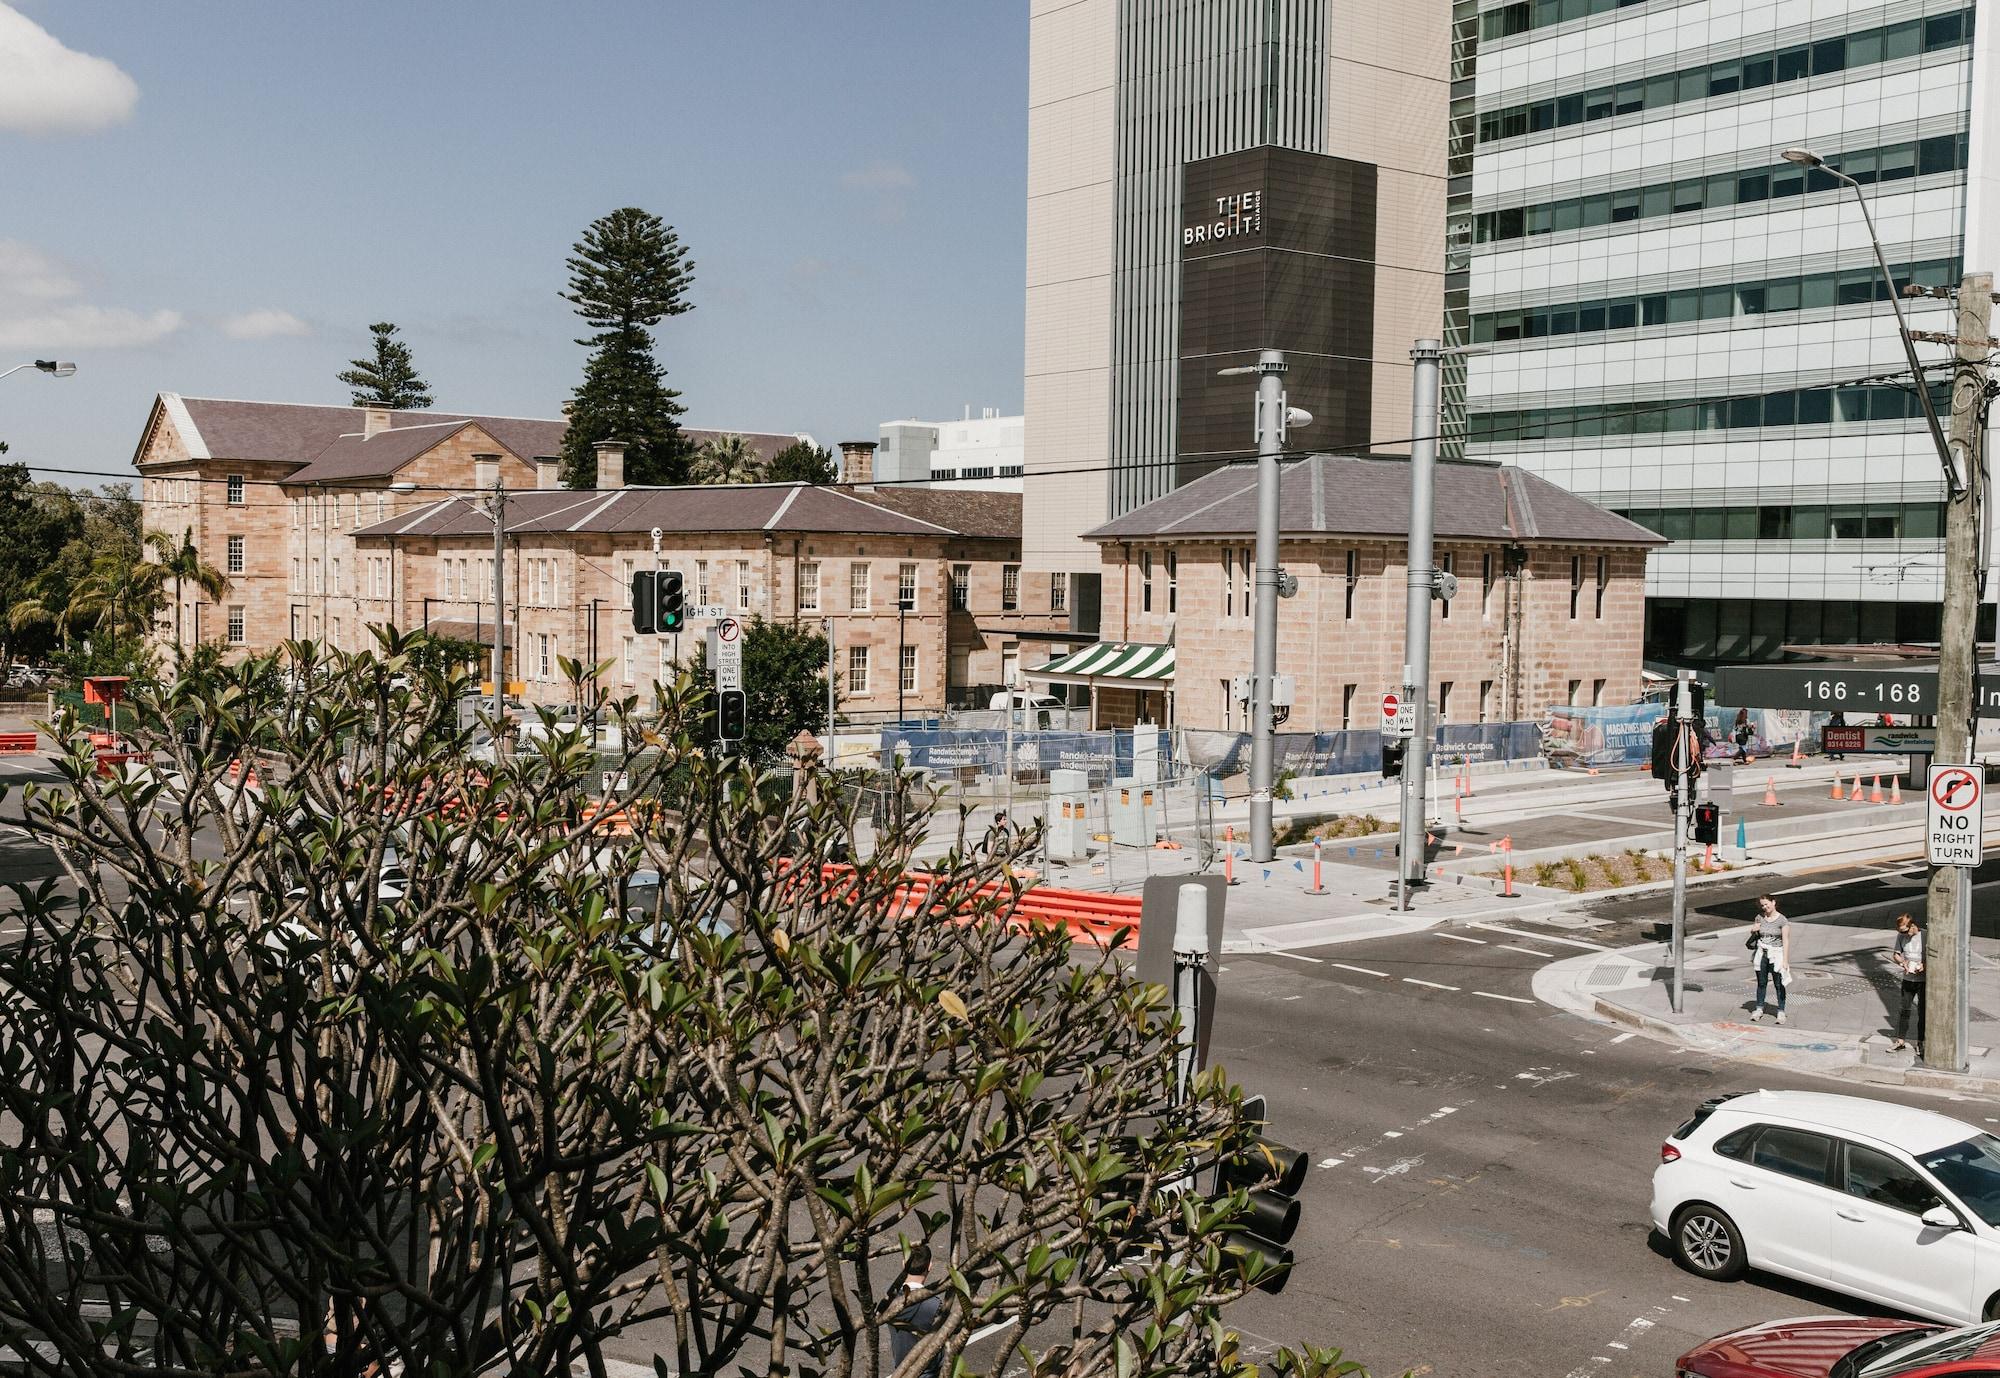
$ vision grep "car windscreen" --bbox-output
[1858,1321,2000,1376]
[1918,1134,2000,1227]
[1835,1327,1943,1378]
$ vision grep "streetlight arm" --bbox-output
[1831,170,1960,496]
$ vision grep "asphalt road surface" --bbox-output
[1203,921,1996,1378]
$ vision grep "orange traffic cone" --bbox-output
[1892,777,1904,805]
[1790,736,1803,765]
[1849,774,1866,802]
[1763,777,1780,807]
[1831,775,1844,800]
[1869,775,1884,804]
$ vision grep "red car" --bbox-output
[1676,1316,2000,1377]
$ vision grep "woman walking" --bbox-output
[1889,912,1926,1053]
[1748,894,1792,1025]
[1731,708,1753,764]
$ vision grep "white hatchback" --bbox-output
[1651,1089,2000,1325]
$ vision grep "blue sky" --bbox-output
[0,2,1027,486]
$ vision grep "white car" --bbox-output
[1652,1089,2000,1324]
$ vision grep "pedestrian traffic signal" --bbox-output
[630,569,658,634]
[1650,717,1676,782]
[1693,800,1719,845]
[1212,1095,1304,1295]
[717,687,747,741]
[658,570,685,632]
[1382,738,1406,779]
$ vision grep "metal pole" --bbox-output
[823,615,836,756]
[1399,340,1443,900]
[898,602,907,723]
[1247,348,1287,863]
[1003,662,1016,819]
[1172,884,1208,1104]
[1925,270,1992,1073]
[1671,668,1691,1013]
[490,471,506,730]
[318,481,327,647]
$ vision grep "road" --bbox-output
[1203,915,1997,1378]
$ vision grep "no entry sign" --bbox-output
[1927,764,1984,867]
[1382,690,1415,739]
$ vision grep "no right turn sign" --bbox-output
[1927,764,1984,867]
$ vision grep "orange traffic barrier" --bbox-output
[1790,737,1803,765]
[1870,775,1885,804]
[1462,762,1475,798]
[1225,825,1238,887]
[1453,792,1464,823]
[1501,836,1515,897]
[1763,777,1780,807]
[1308,838,1327,896]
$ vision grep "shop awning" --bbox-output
[1027,642,1175,686]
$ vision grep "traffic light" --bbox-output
[717,687,747,741]
[1381,737,1406,779]
[630,569,657,634]
[658,570,685,632]
[1212,1096,1304,1295]
[1693,801,1719,845]
[1650,718,1676,782]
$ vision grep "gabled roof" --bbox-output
[134,393,812,485]
[830,486,1022,540]
[352,482,965,542]
[1084,454,1664,547]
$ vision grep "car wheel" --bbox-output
[1672,1204,1746,1282]
[1985,1292,2000,1323]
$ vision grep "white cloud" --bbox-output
[0,4,138,135]
[0,237,181,349]
[840,160,915,193]
[217,308,310,340]
[0,305,181,350]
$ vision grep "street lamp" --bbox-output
[0,359,77,381]
[1781,147,1955,491]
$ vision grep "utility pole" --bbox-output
[1246,350,1287,863]
[1670,669,1692,1013]
[490,468,507,733]
[1926,270,1993,1074]
[823,616,837,755]
[1397,341,1444,899]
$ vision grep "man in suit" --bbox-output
[888,1243,945,1378]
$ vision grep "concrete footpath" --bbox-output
[1536,920,2000,1095]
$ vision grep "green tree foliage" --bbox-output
[0,638,1370,1378]
[0,465,99,672]
[559,208,696,488]
[145,526,231,654]
[733,617,832,764]
[766,440,838,485]
[687,433,765,485]
[336,322,434,410]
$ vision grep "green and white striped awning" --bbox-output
[1028,642,1175,685]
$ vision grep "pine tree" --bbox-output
[337,322,433,410]
[558,208,695,487]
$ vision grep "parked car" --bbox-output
[987,690,1063,713]
[1676,1316,2000,1378]
[1653,1089,2000,1324]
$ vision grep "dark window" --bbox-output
[1811,37,1847,74]
[1797,390,1832,425]
[1671,179,1705,213]
[1715,1125,1756,1160]
[1579,301,1607,332]
[1707,62,1741,96]
[1919,133,1958,177]
[1584,89,1614,120]
[1924,13,1963,51]
[1608,301,1638,330]
[1641,295,1668,326]
[1556,92,1585,126]
[1770,167,1806,198]
[1845,1144,1944,1215]
[1758,507,1792,539]
[1737,172,1769,203]
[1775,45,1810,82]
[1763,391,1796,427]
[1728,396,1763,429]
[1741,56,1774,88]
[1737,286,1767,315]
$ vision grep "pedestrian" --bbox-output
[1731,708,1752,765]
[888,1243,944,1378]
[1827,710,1846,762]
[1889,911,1926,1053]
[1747,894,1792,1025]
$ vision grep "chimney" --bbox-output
[535,455,561,489]
[838,440,877,485]
[472,452,501,491]
[594,439,626,490]
[363,406,395,439]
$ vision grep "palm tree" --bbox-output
[64,550,165,643]
[145,528,230,652]
[688,434,766,486]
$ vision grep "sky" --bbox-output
[0,1,1028,488]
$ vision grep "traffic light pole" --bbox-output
[1247,351,1287,864]
[1397,341,1443,905]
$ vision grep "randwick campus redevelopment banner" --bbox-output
[1542,704,1824,769]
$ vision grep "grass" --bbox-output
[1510,848,1733,893]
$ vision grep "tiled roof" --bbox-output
[352,482,961,541]
[143,394,807,484]
[833,485,1022,540]
[1083,455,1664,547]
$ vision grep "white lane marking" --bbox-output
[1403,977,1461,991]
[1319,1157,1345,1168]
[1330,962,1389,978]
[1282,994,1302,1001]
[1360,1154,1424,1183]
[1475,990,1534,1004]
[1435,932,1488,944]
[1261,949,1323,964]
[1381,1130,1403,1139]
[1610,1031,1638,1044]
[1435,1106,1457,1115]
[1468,922,1607,950]
[1500,943,1554,958]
